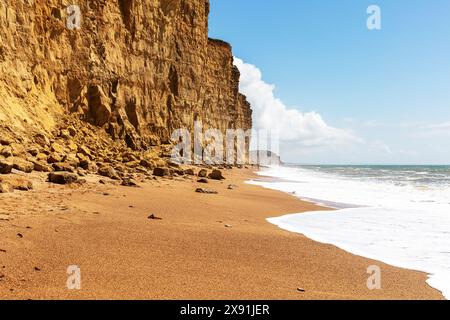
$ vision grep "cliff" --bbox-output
[0,0,252,162]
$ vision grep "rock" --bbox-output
[227,184,238,190]
[121,177,139,187]
[34,134,50,147]
[153,167,169,177]
[208,169,225,180]
[67,126,77,137]
[0,138,12,146]
[297,288,306,293]
[184,168,196,176]
[51,142,65,154]
[195,188,218,194]
[36,153,48,161]
[34,161,53,172]
[47,153,63,164]
[0,147,13,158]
[148,214,162,220]
[140,159,155,169]
[0,176,33,191]
[167,161,180,168]
[86,85,112,126]
[78,146,92,158]
[67,141,78,152]
[27,147,40,156]
[198,169,208,178]
[52,162,75,172]
[0,182,13,193]
[98,165,121,180]
[10,143,26,156]
[197,178,209,184]
[12,157,34,173]
[0,157,13,174]
[224,224,232,228]
[48,172,78,185]
[59,129,71,140]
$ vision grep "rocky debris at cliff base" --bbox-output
[197,178,209,184]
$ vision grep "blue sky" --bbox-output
[209,0,450,164]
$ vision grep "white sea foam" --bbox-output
[248,166,450,299]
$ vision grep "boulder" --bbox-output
[34,161,53,172]
[0,157,13,174]
[121,177,139,187]
[153,167,169,177]
[12,157,34,173]
[198,169,208,178]
[140,159,155,169]
[98,165,121,180]
[0,146,13,158]
[52,162,75,172]
[184,168,196,176]
[47,153,63,164]
[48,172,78,185]
[195,188,218,195]
[208,169,225,180]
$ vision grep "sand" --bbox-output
[0,169,444,300]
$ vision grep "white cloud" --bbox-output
[234,58,361,148]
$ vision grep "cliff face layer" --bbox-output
[0,0,252,152]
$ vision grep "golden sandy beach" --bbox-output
[0,169,444,300]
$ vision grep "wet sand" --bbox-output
[0,169,444,299]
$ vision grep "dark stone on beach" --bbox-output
[197,178,209,184]
[98,165,121,180]
[184,168,195,176]
[153,167,169,177]
[208,169,225,180]
[297,288,306,293]
[198,169,208,178]
[228,184,238,190]
[48,172,78,185]
[121,177,139,187]
[148,214,162,220]
[195,188,218,195]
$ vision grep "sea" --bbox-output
[248,165,450,299]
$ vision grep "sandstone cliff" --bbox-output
[0,0,252,156]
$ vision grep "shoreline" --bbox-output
[0,168,444,300]
[251,167,448,299]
